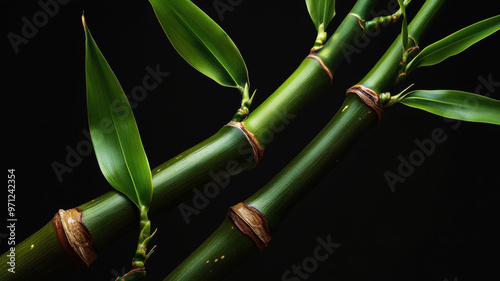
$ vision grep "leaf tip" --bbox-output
[81,12,87,28]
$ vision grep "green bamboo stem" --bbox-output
[164,93,377,281]
[0,1,380,280]
[245,95,376,227]
[243,0,376,140]
[0,223,79,280]
[163,1,447,279]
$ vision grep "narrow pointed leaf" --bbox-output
[306,0,336,30]
[400,90,500,125]
[149,0,249,90]
[406,15,500,73]
[83,16,153,210]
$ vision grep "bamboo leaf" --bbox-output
[399,90,500,125]
[406,15,500,73]
[149,0,249,90]
[83,16,153,210]
[306,0,336,31]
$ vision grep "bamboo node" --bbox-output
[307,52,333,82]
[348,13,366,35]
[53,208,97,267]
[228,203,271,250]
[225,121,264,163]
[346,85,384,121]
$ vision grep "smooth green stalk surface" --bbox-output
[0,223,78,280]
[246,94,376,227]
[164,94,376,280]
[242,58,331,143]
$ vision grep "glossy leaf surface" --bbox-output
[83,16,153,210]
[149,0,249,90]
[400,90,500,125]
[306,0,336,30]
[406,15,500,73]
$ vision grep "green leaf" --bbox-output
[406,15,500,73]
[399,90,500,125]
[149,0,249,90]
[306,0,336,31]
[83,15,153,210]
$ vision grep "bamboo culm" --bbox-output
[163,0,448,279]
[0,1,381,280]
[164,93,377,280]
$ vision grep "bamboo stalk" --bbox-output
[0,1,380,280]
[164,93,377,281]
[162,1,447,279]
[0,223,78,280]
[243,0,377,140]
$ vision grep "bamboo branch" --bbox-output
[162,0,447,279]
[0,1,380,280]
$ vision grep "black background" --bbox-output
[3,0,500,280]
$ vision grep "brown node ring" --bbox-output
[348,13,366,35]
[53,208,97,267]
[346,85,384,121]
[228,203,271,250]
[307,52,334,82]
[225,121,264,163]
